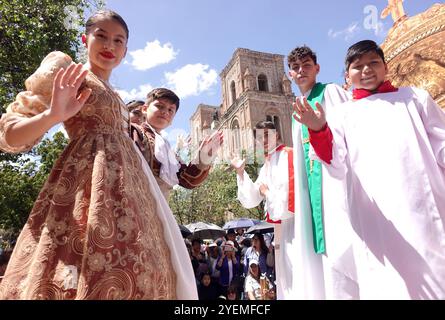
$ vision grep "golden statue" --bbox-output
[381,0,407,23]
[381,3,445,109]
[260,275,269,300]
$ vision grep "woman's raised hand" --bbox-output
[49,63,92,123]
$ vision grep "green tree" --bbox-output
[0,0,103,160]
[0,0,102,241]
[169,164,264,226]
[0,158,40,237]
[0,132,68,242]
[36,131,69,175]
[0,0,104,112]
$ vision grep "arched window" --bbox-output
[258,74,268,92]
[230,81,236,105]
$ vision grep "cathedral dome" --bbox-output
[381,3,445,108]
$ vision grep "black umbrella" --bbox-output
[178,224,192,238]
[223,218,260,230]
[185,222,226,240]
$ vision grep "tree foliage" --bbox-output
[0,0,102,240]
[169,164,264,226]
[0,132,68,242]
[36,131,69,175]
[0,158,41,237]
[0,0,103,160]
[0,0,104,112]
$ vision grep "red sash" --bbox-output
[265,145,294,224]
[352,80,398,100]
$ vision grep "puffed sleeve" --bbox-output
[0,51,73,153]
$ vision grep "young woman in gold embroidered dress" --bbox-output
[0,10,197,300]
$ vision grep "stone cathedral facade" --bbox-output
[190,48,294,160]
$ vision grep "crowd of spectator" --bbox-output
[185,228,276,300]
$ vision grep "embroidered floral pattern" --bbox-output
[0,52,177,299]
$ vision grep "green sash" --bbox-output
[293,82,327,254]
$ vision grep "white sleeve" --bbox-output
[236,168,265,209]
[264,152,293,221]
[326,110,349,179]
[414,88,445,168]
[244,276,255,293]
[264,187,289,220]
[324,83,352,107]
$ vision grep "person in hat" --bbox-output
[244,259,275,300]
[225,230,244,297]
[215,240,240,296]
[206,243,221,283]
[243,232,274,280]
[225,229,242,260]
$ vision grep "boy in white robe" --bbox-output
[231,121,295,299]
[294,40,445,299]
[288,46,353,299]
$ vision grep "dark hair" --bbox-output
[255,120,276,130]
[85,10,129,39]
[254,121,279,141]
[227,284,239,299]
[226,229,236,236]
[191,238,202,246]
[241,237,252,247]
[146,88,180,111]
[252,232,269,255]
[287,45,317,67]
[227,284,237,294]
[345,40,385,71]
[200,272,211,281]
[130,109,143,117]
[126,100,145,112]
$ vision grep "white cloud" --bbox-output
[164,64,218,99]
[116,83,153,102]
[128,40,178,71]
[328,22,360,41]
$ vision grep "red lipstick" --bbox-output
[100,51,115,59]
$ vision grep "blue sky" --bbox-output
[94,0,438,143]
